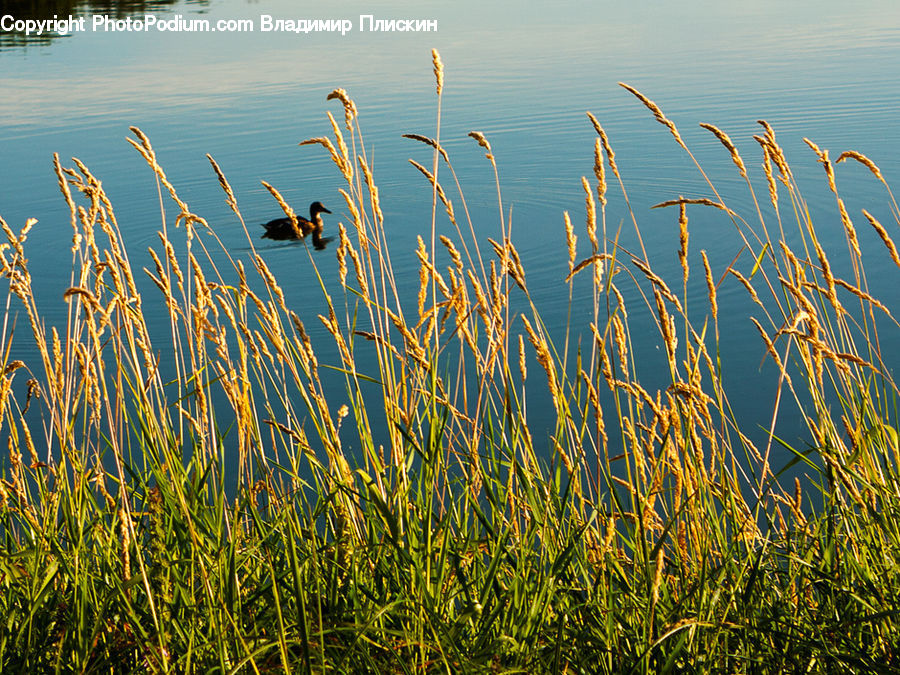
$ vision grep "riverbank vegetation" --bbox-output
[1,53,899,672]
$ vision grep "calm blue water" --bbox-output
[2,0,900,472]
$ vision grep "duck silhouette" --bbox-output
[261,201,332,249]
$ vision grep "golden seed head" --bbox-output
[729,268,762,307]
[836,198,861,258]
[836,150,885,182]
[651,197,735,217]
[326,88,358,130]
[563,211,577,272]
[207,154,238,214]
[804,138,837,194]
[587,111,619,178]
[612,315,629,379]
[327,112,352,181]
[633,258,682,314]
[700,250,717,321]
[593,138,607,207]
[468,131,493,159]
[402,133,450,164]
[518,333,527,382]
[522,315,560,414]
[439,235,464,273]
[699,122,747,179]
[337,223,349,286]
[358,156,383,226]
[619,82,687,151]
[863,209,900,268]
[300,136,350,182]
[410,160,455,224]
[432,48,444,95]
[755,139,779,207]
[582,177,598,253]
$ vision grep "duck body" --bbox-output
[261,201,331,242]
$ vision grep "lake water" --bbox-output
[3,0,900,471]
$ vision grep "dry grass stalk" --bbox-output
[833,277,892,317]
[678,203,689,285]
[728,268,763,308]
[357,156,384,226]
[518,333,527,382]
[415,237,430,318]
[699,122,747,179]
[337,224,349,286]
[632,258,683,314]
[416,236,449,298]
[750,316,791,386]
[563,211,577,273]
[593,257,604,288]
[756,121,792,184]
[386,308,428,370]
[128,127,208,232]
[409,160,455,224]
[836,198,862,258]
[586,111,619,179]
[326,88,357,130]
[611,283,628,321]
[207,154,238,215]
[465,269,490,331]
[565,253,610,284]
[319,310,353,369]
[327,112,352,182]
[300,137,351,182]
[651,197,736,217]
[488,238,526,293]
[339,188,364,237]
[618,83,687,151]
[580,369,608,450]
[345,228,369,297]
[862,209,900,268]
[468,131,494,163]
[804,138,837,194]
[439,235,464,275]
[612,315,629,380]
[757,142,779,207]
[522,316,560,415]
[402,134,451,164]
[253,254,286,312]
[836,150,885,183]
[582,177,598,252]
[593,138,607,207]
[432,48,444,96]
[810,235,841,312]
[260,182,300,237]
[654,290,678,374]
[52,154,80,251]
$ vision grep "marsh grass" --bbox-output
[1,55,900,673]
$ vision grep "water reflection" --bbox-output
[0,0,209,50]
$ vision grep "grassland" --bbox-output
[1,52,899,672]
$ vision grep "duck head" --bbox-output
[309,202,332,218]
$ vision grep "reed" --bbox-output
[1,56,899,673]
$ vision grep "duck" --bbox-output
[261,201,331,243]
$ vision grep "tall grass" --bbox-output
[1,53,899,672]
